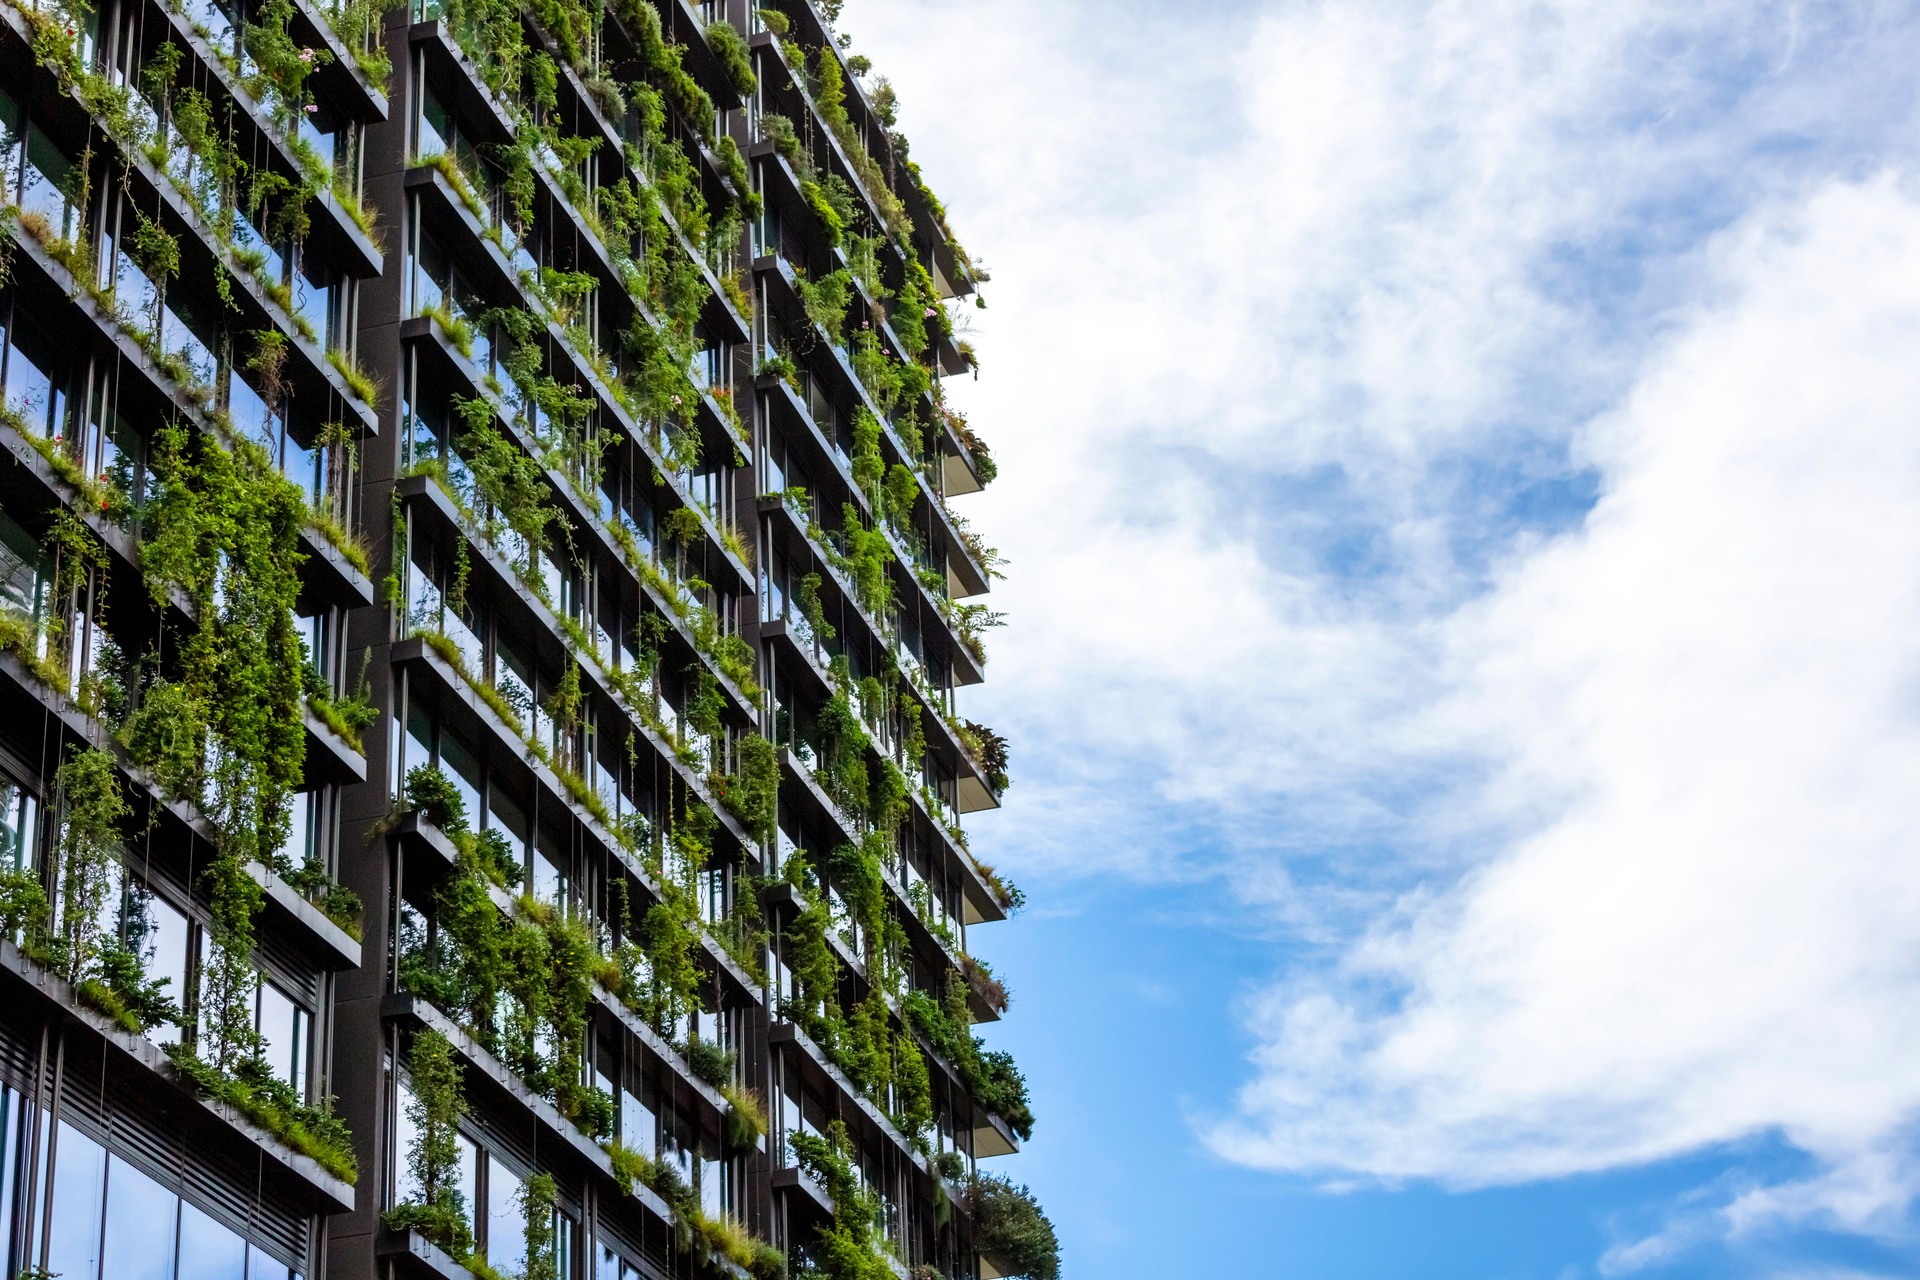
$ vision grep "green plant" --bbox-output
[686,1036,735,1086]
[282,858,365,938]
[882,463,918,528]
[50,748,128,985]
[705,20,756,96]
[384,1029,475,1256]
[422,302,476,359]
[969,1175,1059,1280]
[720,733,779,844]
[165,1044,358,1181]
[519,1172,560,1280]
[329,347,378,405]
[406,765,470,833]
[720,1080,766,1152]
[797,266,853,333]
[790,1121,894,1280]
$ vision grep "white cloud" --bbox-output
[837,0,1920,881]
[1212,172,1920,1213]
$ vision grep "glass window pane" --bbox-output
[102,1155,178,1280]
[277,790,314,868]
[245,1245,294,1280]
[21,125,74,234]
[5,324,57,435]
[0,1088,23,1273]
[228,374,270,451]
[125,881,188,1043]
[438,729,483,822]
[455,1133,476,1232]
[175,1199,246,1280]
[486,1162,523,1274]
[46,1122,106,1280]
[392,1076,421,1206]
[257,983,306,1098]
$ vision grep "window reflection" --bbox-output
[102,1155,178,1280]
[486,1161,524,1274]
[175,1199,246,1280]
[45,1123,105,1280]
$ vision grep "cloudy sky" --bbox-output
[838,0,1920,1274]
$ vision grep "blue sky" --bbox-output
[835,0,1920,1275]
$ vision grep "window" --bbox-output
[486,786,530,875]
[174,1199,246,1280]
[122,877,190,1044]
[394,1071,478,1234]
[0,507,47,633]
[2,302,71,439]
[596,1242,644,1280]
[404,698,484,825]
[277,789,321,870]
[20,114,80,240]
[29,1121,297,1280]
[485,1161,524,1273]
[533,829,568,905]
[257,981,311,1099]
[619,1069,656,1156]
[101,1154,178,1280]
[45,1123,106,1280]
[0,768,40,873]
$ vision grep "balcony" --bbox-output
[0,650,364,969]
[392,473,757,834]
[387,633,764,1003]
[768,1020,940,1183]
[400,318,759,716]
[383,993,679,1222]
[0,938,356,1211]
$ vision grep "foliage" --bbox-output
[969,1175,1060,1280]
[329,347,379,405]
[959,719,1010,795]
[687,1035,735,1086]
[706,20,757,96]
[797,266,852,334]
[905,974,1033,1140]
[721,733,779,844]
[789,1122,894,1280]
[612,0,715,141]
[406,764,470,834]
[400,842,612,1139]
[136,423,308,869]
[386,1028,476,1257]
[165,1044,358,1182]
[460,409,560,559]
[50,748,128,985]
[720,1080,767,1153]
[833,504,893,619]
[882,464,918,529]
[520,1172,560,1280]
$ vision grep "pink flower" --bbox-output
[305,103,318,113]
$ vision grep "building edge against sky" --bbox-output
[0,0,1059,1277]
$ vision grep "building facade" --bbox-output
[0,0,1049,1279]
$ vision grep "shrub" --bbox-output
[406,765,469,833]
[970,1175,1059,1280]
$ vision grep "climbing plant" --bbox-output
[386,1028,476,1256]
